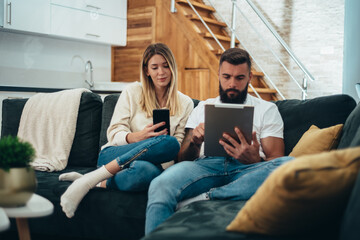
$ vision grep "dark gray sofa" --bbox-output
[0,92,359,240]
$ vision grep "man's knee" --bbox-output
[270,156,295,166]
[148,161,195,200]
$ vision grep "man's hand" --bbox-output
[219,128,261,164]
[126,122,167,143]
[191,123,205,147]
[177,123,205,162]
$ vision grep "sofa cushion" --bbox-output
[338,103,360,149]
[99,94,121,148]
[339,171,360,240]
[1,98,26,137]
[275,94,356,155]
[33,167,147,240]
[289,124,343,157]
[67,92,102,167]
[1,91,102,168]
[142,200,337,240]
[226,147,360,235]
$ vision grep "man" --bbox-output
[145,48,294,234]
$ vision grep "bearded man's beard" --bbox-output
[219,83,248,104]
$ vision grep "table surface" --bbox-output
[0,208,10,232]
[3,194,54,218]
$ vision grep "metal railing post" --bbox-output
[171,0,177,13]
[302,75,308,100]
[230,0,237,48]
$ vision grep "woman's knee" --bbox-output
[113,161,162,191]
[156,135,180,152]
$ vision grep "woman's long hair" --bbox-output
[140,43,180,117]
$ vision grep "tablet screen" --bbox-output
[204,104,254,157]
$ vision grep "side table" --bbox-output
[3,193,54,240]
[0,208,10,232]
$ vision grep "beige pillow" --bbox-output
[289,124,343,157]
[226,146,360,235]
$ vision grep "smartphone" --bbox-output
[153,109,170,135]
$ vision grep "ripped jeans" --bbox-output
[97,135,180,191]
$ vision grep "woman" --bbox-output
[60,43,194,218]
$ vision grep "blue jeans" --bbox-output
[97,135,180,191]
[145,156,294,234]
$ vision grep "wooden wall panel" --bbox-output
[183,69,210,101]
[128,0,155,9]
[112,4,156,82]
[126,7,155,47]
[154,0,219,99]
[113,0,220,99]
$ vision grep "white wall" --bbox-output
[343,0,360,103]
[205,0,344,100]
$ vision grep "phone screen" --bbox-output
[153,109,170,135]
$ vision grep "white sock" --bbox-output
[59,172,102,187]
[176,192,209,211]
[60,166,113,218]
[59,172,83,182]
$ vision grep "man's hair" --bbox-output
[219,48,252,72]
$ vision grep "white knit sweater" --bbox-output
[102,81,194,149]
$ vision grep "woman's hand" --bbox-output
[126,122,168,143]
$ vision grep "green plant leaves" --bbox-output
[0,136,35,171]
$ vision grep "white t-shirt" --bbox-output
[186,95,283,159]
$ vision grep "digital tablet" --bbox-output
[204,103,254,157]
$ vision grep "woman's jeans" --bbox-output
[145,156,294,234]
[97,135,180,191]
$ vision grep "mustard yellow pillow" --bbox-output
[226,146,360,235]
[289,124,343,157]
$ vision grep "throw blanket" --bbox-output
[17,88,90,172]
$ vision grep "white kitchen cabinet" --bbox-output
[51,0,126,19]
[0,0,50,34]
[51,4,126,46]
[0,0,127,46]
[50,0,126,46]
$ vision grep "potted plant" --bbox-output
[0,135,37,207]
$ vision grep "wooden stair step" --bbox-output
[211,49,224,55]
[176,0,215,12]
[248,88,278,94]
[251,71,264,77]
[200,32,240,44]
[186,14,227,27]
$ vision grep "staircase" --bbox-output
[112,0,278,101]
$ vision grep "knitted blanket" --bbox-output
[17,88,90,172]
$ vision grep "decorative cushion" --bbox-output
[274,94,356,155]
[226,146,360,235]
[289,124,343,157]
